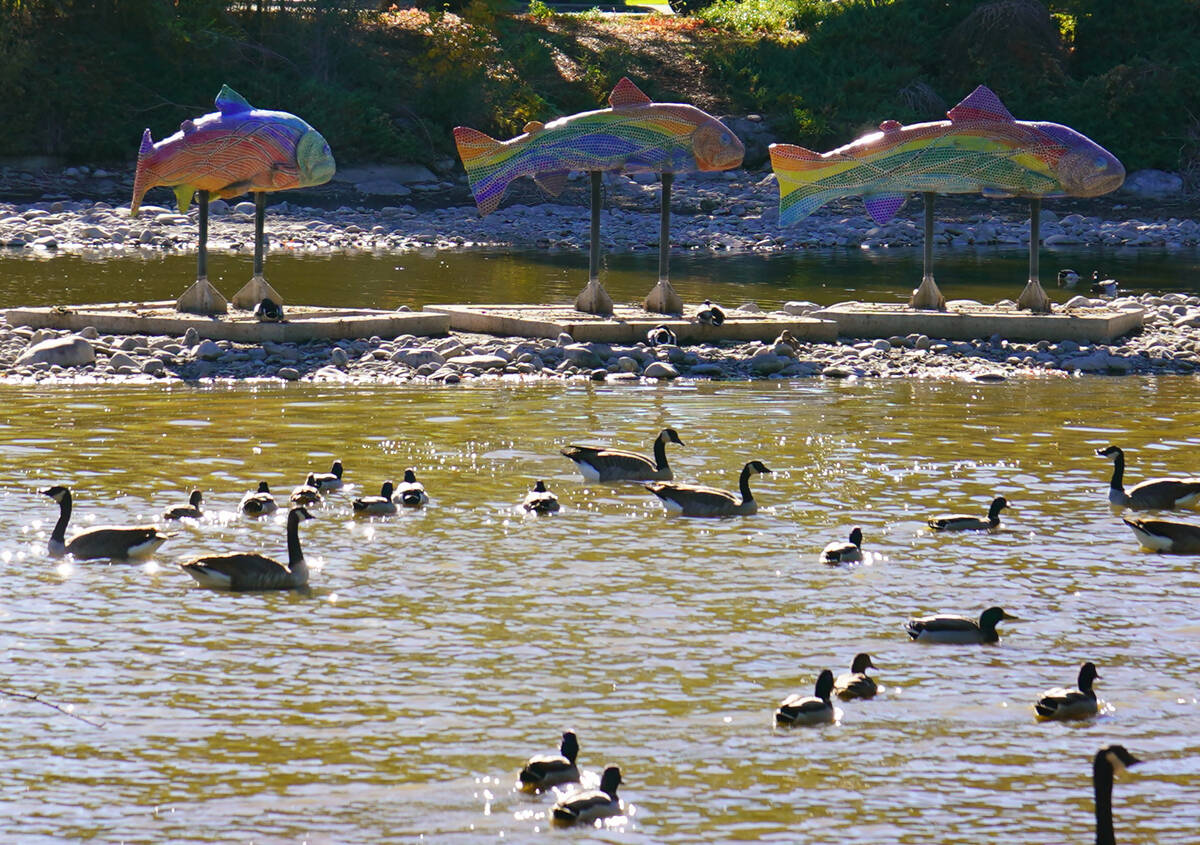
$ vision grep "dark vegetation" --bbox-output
[0,0,1197,180]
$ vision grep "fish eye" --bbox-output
[1094,155,1107,168]
[720,133,731,145]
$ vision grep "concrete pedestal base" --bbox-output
[231,275,284,311]
[176,279,228,316]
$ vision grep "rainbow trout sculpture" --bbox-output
[770,85,1124,311]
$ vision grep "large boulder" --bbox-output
[16,334,94,367]
[1121,169,1184,199]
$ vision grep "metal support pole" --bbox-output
[922,191,934,284]
[254,191,266,278]
[197,190,209,280]
[658,172,672,282]
[589,171,601,282]
[1028,197,1040,283]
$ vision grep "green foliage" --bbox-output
[526,0,554,21]
[697,0,801,34]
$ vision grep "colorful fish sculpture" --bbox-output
[131,85,336,217]
[770,85,1124,226]
[453,78,745,216]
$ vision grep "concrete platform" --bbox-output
[812,301,1144,343]
[5,301,449,342]
[423,303,839,344]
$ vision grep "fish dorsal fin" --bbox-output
[947,85,1014,123]
[879,120,902,133]
[523,120,545,134]
[215,84,254,115]
[608,77,652,109]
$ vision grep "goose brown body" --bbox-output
[646,460,771,517]
[1098,445,1200,510]
[42,486,170,561]
[181,507,313,590]
[1122,516,1200,552]
[562,428,683,482]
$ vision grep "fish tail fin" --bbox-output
[130,128,155,217]
[769,143,854,226]
[453,125,508,216]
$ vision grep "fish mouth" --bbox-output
[693,122,745,172]
[1057,148,1125,197]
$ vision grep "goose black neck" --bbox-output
[653,436,670,471]
[1109,451,1125,491]
[739,464,755,503]
[286,511,305,565]
[51,490,71,543]
[1094,756,1115,845]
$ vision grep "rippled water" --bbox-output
[1,378,1198,842]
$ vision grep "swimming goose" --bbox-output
[1057,268,1080,288]
[161,489,203,520]
[820,527,863,564]
[696,299,725,326]
[1035,662,1099,721]
[646,324,677,347]
[1122,516,1200,553]
[775,669,836,726]
[311,460,344,492]
[240,481,278,517]
[645,460,771,517]
[522,480,560,514]
[180,506,313,590]
[517,730,580,793]
[42,485,171,561]
[290,474,323,506]
[1090,269,1118,296]
[833,653,878,700]
[905,606,1016,644]
[928,496,1009,531]
[551,765,622,826]
[1097,445,1200,510]
[353,481,397,516]
[562,428,684,482]
[1093,745,1139,845]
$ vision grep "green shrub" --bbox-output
[697,0,801,34]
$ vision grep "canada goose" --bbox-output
[645,459,771,517]
[522,480,560,514]
[180,506,313,590]
[1093,745,1139,845]
[646,324,677,347]
[517,731,580,793]
[1057,268,1080,288]
[161,489,203,520]
[562,428,684,482]
[775,669,836,726]
[353,481,397,516]
[290,474,322,506]
[42,485,171,561]
[240,481,278,517]
[820,527,863,564]
[833,653,878,700]
[928,496,1009,531]
[311,460,344,492]
[1035,662,1099,721]
[1122,516,1200,553]
[551,765,622,826]
[1097,445,1200,510]
[253,297,284,322]
[1090,269,1118,296]
[696,299,725,326]
[395,468,428,507]
[905,606,1016,644]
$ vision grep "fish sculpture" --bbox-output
[131,85,336,217]
[453,78,745,216]
[770,85,1124,226]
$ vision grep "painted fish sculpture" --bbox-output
[454,78,745,216]
[770,85,1124,226]
[131,85,336,217]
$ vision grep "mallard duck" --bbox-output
[1057,268,1080,288]
[774,329,799,351]
[928,496,1009,531]
[394,468,428,507]
[551,765,622,826]
[562,428,684,482]
[311,460,344,492]
[161,489,203,520]
[1097,445,1200,510]
[775,669,836,726]
[645,460,771,518]
[696,299,725,326]
[253,297,284,322]
[1093,745,1139,845]
[1090,269,1118,296]
[353,481,397,516]
[646,324,677,347]
[180,507,313,590]
[833,653,878,700]
[905,606,1016,644]
[290,474,323,506]
[1122,516,1200,552]
[240,481,278,517]
[820,527,863,564]
[522,480,560,514]
[42,486,171,561]
[1035,662,1099,721]
[517,731,580,793]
